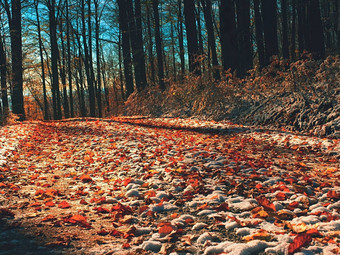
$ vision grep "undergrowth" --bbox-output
[122,55,340,137]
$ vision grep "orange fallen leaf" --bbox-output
[58,201,71,209]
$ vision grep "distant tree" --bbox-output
[235,0,252,75]
[177,0,185,79]
[47,0,62,120]
[281,0,289,59]
[2,0,25,120]
[117,0,134,97]
[201,0,220,80]
[0,29,8,114]
[307,0,325,59]
[261,0,279,64]
[152,0,165,90]
[184,0,200,75]
[254,0,265,68]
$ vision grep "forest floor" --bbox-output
[0,117,339,255]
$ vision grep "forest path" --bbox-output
[0,118,339,254]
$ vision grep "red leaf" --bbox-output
[288,233,312,255]
[276,192,287,201]
[45,201,55,207]
[94,206,110,214]
[159,224,175,237]
[97,229,110,236]
[256,196,276,212]
[80,174,92,183]
[214,202,230,212]
[123,177,132,187]
[288,201,299,211]
[327,190,339,199]
[41,214,55,222]
[58,201,71,209]
[122,242,130,249]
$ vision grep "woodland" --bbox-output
[0,0,340,254]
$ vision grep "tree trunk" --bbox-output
[10,0,25,120]
[94,0,102,117]
[117,0,134,97]
[146,2,155,84]
[254,0,265,68]
[290,0,297,60]
[297,0,305,54]
[152,0,165,90]
[220,0,238,73]
[134,0,148,90]
[307,0,325,59]
[0,31,8,114]
[59,19,70,118]
[201,0,220,80]
[236,0,252,76]
[81,0,96,116]
[281,0,289,59]
[177,0,185,79]
[48,0,62,120]
[195,6,203,74]
[170,21,177,81]
[184,0,200,75]
[261,0,279,64]
[65,0,74,117]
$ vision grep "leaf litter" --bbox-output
[0,117,339,254]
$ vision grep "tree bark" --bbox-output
[65,0,74,117]
[201,0,220,80]
[235,0,252,76]
[152,0,165,90]
[220,0,238,73]
[48,0,62,120]
[0,30,8,114]
[94,0,102,117]
[307,0,325,59]
[290,0,297,60]
[146,2,155,83]
[177,0,185,79]
[281,0,289,59]
[10,0,25,120]
[117,0,134,97]
[261,0,279,64]
[254,0,265,68]
[184,0,200,75]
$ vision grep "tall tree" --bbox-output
[201,0,220,80]
[152,0,165,90]
[2,0,25,119]
[290,0,297,60]
[65,0,74,117]
[48,0,62,120]
[133,0,148,90]
[307,0,325,59]
[117,0,134,97]
[220,0,238,73]
[145,2,155,83]
[177,0,185,79]
[235,0,252,75]
[35,0,49,120]
[184,0,200,75]
[281,0,289,59]
[0,29,8,114]
[254,0,265,68]
[94,0,102,117]
[261,0,279,64]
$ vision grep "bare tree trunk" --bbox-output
[146,2,155,83]
[152,0,165,90]
[254,0,265,68]
[0,28,8,114]
[117,0,134,97]
[184,0,200,75]
[10,0,25,120]
[290,0,297,60]
[94,0,102,117]
[201,0,220,80]
[177,0,185,79]
[65,0,74,117]
[281,0,289,59]
[220,0,238,73]
[48,0,62,120]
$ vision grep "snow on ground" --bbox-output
[0,117,339,255]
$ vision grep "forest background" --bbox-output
[0,0,339,137]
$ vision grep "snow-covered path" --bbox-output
[0,118,339,254]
